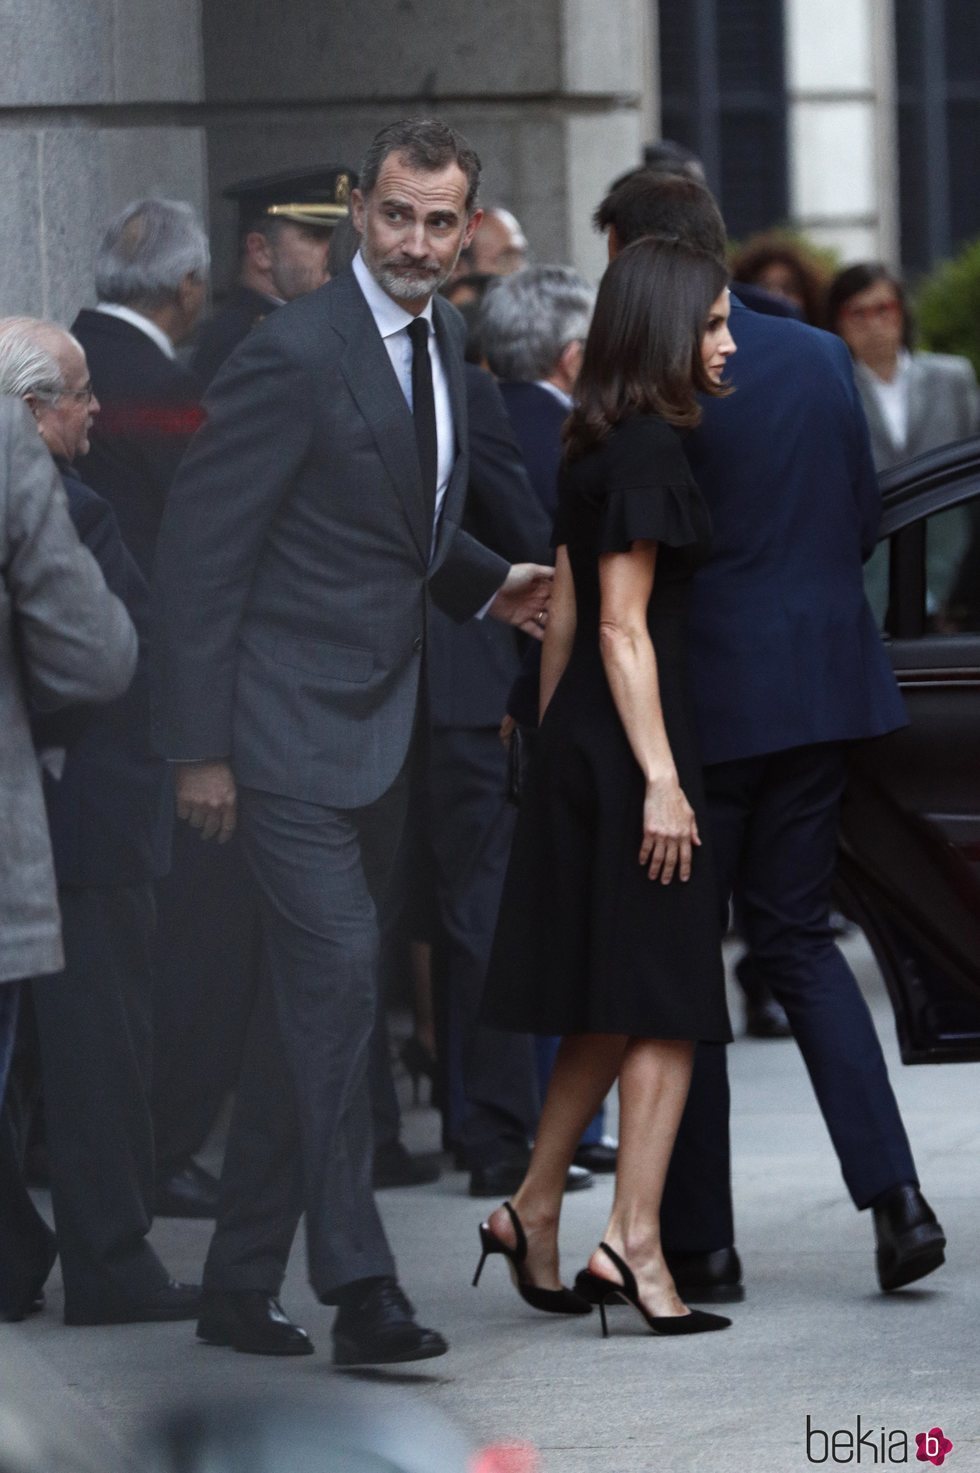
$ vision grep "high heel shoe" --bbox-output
[575,1243,731,1337]
[472,1201,592,1315]
[399,1036,436,1105]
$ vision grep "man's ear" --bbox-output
[460,207,485,251]
[606,225,620,261]
[557,338,585,391]
[350,188,366,235]
[245,230,274,271]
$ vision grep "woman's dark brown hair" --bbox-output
[564,235,729,459]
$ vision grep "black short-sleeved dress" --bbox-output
[483,413,731,1042]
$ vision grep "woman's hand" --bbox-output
[639,774,701,884]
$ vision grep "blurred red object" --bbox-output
[471,1443,540,1473]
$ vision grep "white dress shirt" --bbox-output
[352,251,455,544]
[862,350,912,452]
[95,302,177,360]
[533,379,574,411]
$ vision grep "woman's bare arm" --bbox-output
[598,541,699,883]
[539,545,577,721]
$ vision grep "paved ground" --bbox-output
[2,933,978,1473]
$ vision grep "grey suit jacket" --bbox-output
[152,268,509,809]
[855,350,980,471]
[0,399,137,983]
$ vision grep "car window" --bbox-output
[864,542,889,630]
[932,499,980,632]
[868,489,980,636]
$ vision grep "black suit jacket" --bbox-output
[36,466,172,887]
[497,381,569,519]
[71,309,204,580]
[427,366,552,729]
[152,268,508,809]
[191,285,279,389]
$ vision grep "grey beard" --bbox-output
[375,263,449,301]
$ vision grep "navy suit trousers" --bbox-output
[661,743,917,1253]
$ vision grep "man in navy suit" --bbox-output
[73,200,243,1222]
[595,171,945,1298]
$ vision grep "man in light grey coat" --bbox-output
[0,396,136,1096]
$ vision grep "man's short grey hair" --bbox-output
[94,198,210,309]
[479,266,596,382]
[0,317,71,401]
[359,118,481,214]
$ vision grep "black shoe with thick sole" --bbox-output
[664,1247,745,1304]
[65,1279,202,1326]
[331,1278,448,1367]
[873,1184,946,1292]
[197,1290,314,1355]
[372,1141,442,1189]
[744,997,793,1039]
[155,1160,221,1219]
[469,1159,593,1199]
[573,1141,618,1174]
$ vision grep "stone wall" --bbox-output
[0,0,208,324]
[200,0,656,291]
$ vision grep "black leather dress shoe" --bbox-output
[0,1238,57,1323]
[372,1140,441,1189]
[469,1159,594,1198]
[64,1279,202,1326]
[664,1247,745,1304]
[332,1277,448,1367]
[744,996,793,1039]
[873,1184,946,1291]
[573,1140,618,1173]
[197,1290,314,1355]
[155,1160,221,1219]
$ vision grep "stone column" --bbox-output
[0,0,208,324]
[784,0,899,264]
[201,0,656,288]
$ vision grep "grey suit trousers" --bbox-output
[202,763,415,1302]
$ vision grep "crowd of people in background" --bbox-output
[0,117,976,1364]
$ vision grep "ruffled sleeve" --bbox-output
[596,417,703,555]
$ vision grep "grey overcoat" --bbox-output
[0,399,137,983]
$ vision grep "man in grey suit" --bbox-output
[152,118,552,1366]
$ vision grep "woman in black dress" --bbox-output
[474,236,736,1336]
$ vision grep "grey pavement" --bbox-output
[2,934,978,1473]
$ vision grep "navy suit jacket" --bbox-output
[684,298,907,765]
[72,309,204,581]
[497,381,569,518]
[35,466,172,886]
[427,366,552,729]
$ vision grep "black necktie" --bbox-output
[407,317,438,527]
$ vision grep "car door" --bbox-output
[836,438,980,1063]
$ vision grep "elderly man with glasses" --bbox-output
[0,318,197,1327]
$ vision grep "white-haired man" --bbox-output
[71,197,209,581]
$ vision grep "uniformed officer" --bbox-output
[192,165,355,387]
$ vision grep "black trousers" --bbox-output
[152,823,260,1177]
[202,767,416,1303]
[0,885,173,1320]
[427,726,538,1167]
[660,744,917,1253]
